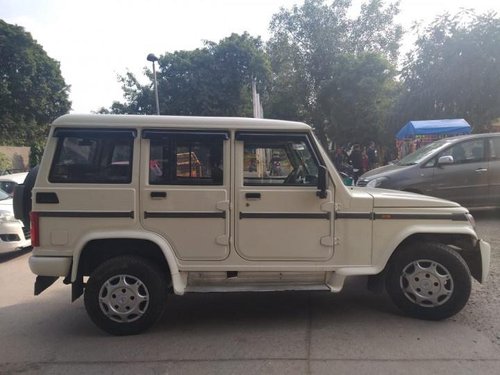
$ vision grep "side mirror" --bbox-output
[317,165,328,199]
[437,155,454,166]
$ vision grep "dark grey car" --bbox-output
[357,133,500,208]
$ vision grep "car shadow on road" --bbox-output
[0,246,32,263]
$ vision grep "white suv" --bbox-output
[16,114,490,335]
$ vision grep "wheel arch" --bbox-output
[375,229,481,282]
[71,231,185,296]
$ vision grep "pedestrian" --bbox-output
[367,141,378,170]
[362,148,369,172]
[349,144,363,184]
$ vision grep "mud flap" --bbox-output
[34,276,58,295]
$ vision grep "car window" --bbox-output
[242,137,319,186]
[0,189,9,200]
[0,181,16,195]
[49,130,134,183]
[439,140,485,164]
[148,133,225,185]
[488,138,500,161]
[397,139,448,166]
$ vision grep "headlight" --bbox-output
[466,213,476,230]
[366,177,388,188]
[0,210,16,223]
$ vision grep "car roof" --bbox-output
[0,172,28,183]
[52,114,312,132]
[443,132,500,143]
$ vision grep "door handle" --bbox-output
[474,168,488,173]
[150,191,167,198]
[245,192,261,199]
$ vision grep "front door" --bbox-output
[429,139,489,207]
[234,133,334,261]
[140,131,230,261]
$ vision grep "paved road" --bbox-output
[1,210,499,375]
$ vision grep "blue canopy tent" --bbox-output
[396,119,471,140]
[395,119,471,158]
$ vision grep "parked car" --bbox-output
[18,114,489,335]
[0,189,30,253]
[0,172,28,196]
[357,133,500,208]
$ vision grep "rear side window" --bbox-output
[49,129,135,183]
[146,131,227,185]
[489,138,500,161]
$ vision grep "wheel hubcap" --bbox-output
[98,275,150,323]
[400,259,454,307]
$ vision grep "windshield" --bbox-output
[0,189,10,200]
[397,139,449,166]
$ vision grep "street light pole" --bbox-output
[147,53,160,115]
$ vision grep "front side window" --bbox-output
[49,130,134,183]
[242,137,319,186]
[149,133,224,185]
[439,140,485,164]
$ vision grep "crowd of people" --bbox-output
[331,141,379,184]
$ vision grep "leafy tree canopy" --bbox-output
[266,0,402,145]
[105,33,270,117]
[0,20,71,146]
[395,10,500,133]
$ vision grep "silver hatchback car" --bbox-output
[357,133,500,208]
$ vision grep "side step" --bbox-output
[183,271,344,293]
[185,284,331,293]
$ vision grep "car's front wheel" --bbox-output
[84,255,168,335]
[386,242,471,320]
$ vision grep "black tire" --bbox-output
[13,165,39,228]
[84,256,168,335]
[386,242,471,320]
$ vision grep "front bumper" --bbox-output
[0,221,31,253]
[478,239,491,284]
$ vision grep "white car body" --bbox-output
[0,172,28,196]
[0,189,30,253]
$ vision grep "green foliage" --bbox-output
[318,53,398,145]
[0,152,13,172]
[110,33,270,116]
[266,0,402,145]
[0,20,71,147]
[395,11,500,133]
[107,2,499,152]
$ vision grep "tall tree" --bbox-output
[317,53,398,145]
[106,33,270,117]
[395,11,500,133]
[266,0,401,145]
[0,20,71,147]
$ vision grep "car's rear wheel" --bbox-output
[386,242,471,320]
[84,255,168,335]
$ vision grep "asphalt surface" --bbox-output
[1,209,499,374]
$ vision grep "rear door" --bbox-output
[234,133,334,261]
[140,131,230,261]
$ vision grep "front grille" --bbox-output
[22,227,31,240]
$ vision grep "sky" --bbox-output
[1,0,499,113]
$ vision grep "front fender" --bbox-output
[372,224,479,274]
